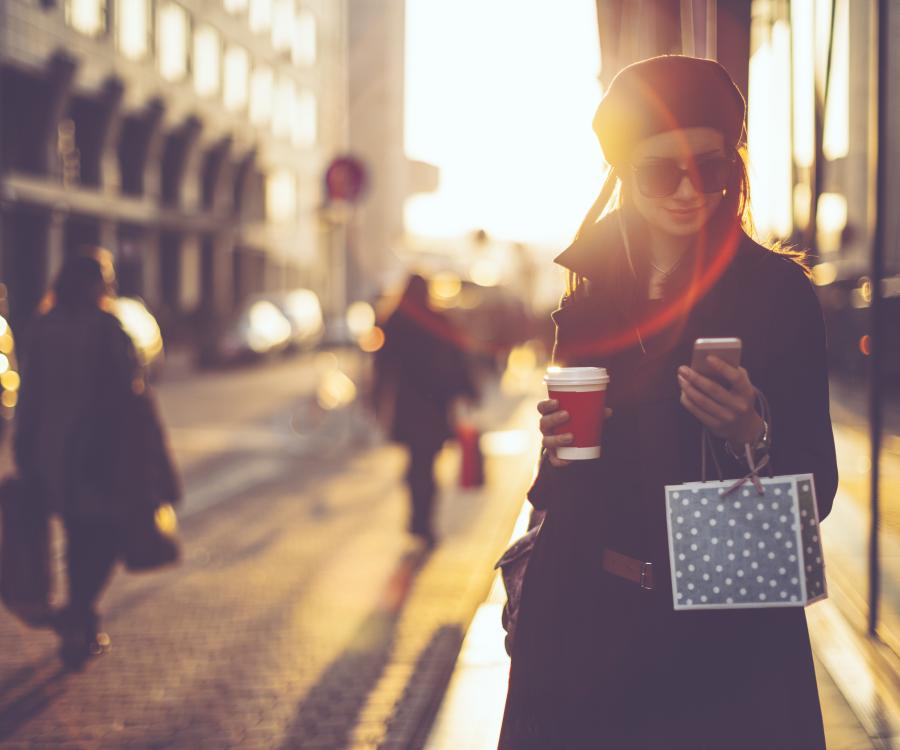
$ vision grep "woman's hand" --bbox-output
[677,356,764,448]
[537,399,613,468]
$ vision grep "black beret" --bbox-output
[593,55,746,167]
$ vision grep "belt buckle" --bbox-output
[640,561,654,590]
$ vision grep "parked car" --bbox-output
[218,296,293,363]
[110,296,165,377]
[269,289,325,351]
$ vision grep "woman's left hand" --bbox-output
[677,356,764,446]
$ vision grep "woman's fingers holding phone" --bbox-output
[678,375,733,424]
[678,365,745,411]
[679,358,763,443]
[679,389,726,432]
[705,356,754,395]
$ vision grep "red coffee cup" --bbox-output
[544,367,610,460]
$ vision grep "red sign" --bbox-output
[324,156,368,204]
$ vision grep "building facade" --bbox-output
[0,0,348,354]
[345,0,437,306]
[746,0,900,377]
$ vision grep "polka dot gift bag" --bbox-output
[664,423,826,611]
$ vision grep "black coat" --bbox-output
[373,302,477,450]
[499,213,838,749]
[14,307,181,518]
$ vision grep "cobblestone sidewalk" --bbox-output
[0,382,541,749]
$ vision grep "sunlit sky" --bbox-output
[404,0,605,248]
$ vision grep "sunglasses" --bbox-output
[632,156,735,198]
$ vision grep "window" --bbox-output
[266,170,297,222]
[250,66,274,124]
[292,10,316,66]
[822,0,849,161]
[194,25,221,97]
[271,0,294,52]
[223,46,250,111]
[66,0,106,36]
[117,0,150,58]
[292,90,317,148]
[272,77,295,138]
[158,3,190,82]
[816,192,848,254]
[249,0,272,33]
[748,19,792,238]
[790,0,815,168]
[223,0,247,13]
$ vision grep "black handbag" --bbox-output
[116,386,182,572]
[0,476,53,625]
[81,314,182,573]
[494,521,542,656]
[120,501,180,571]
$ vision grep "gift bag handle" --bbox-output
[700,388,773,495]
[700,428,724,483]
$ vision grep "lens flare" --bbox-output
[317,369,357,410]
[359,326,386,353]
[0,371,20,391]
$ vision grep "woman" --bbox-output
[373,274,477,545]
[499,56,838,749]
[14,249,179,668]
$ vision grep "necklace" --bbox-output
[649,252,687,278]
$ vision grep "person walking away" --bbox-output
[14,248,181,668]
[373,274,477,546]
[499,55,838,748]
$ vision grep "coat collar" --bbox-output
[555,209,755,284]
[553,210,628,281]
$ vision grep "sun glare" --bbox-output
[404,0,604,247]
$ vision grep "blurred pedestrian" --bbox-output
[13,247,181,669]
[499,56,838,748]
[373,274,477,546]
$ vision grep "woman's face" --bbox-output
[627,127,727,239]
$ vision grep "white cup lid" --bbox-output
[544,366,609,386]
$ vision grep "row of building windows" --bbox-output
[63,0,318,146]
[65,0,316,64]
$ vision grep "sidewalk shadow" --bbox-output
[379,623,464,749]
[277,547,429,749]
[0,663,70,741]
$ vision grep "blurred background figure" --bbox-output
[13,247,180,669]
[373,274,477,546]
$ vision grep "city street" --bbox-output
[2,0,899,747]
[0,352,897,748]
[0,352,540,749]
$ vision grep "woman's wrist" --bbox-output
[725,415,767,456]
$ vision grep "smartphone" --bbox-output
[691,338,742,384]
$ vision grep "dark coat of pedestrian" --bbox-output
[374,275,477,544]
[13,250,180,668]
[499,56,838,749]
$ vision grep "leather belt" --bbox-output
[601,548,655,590]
